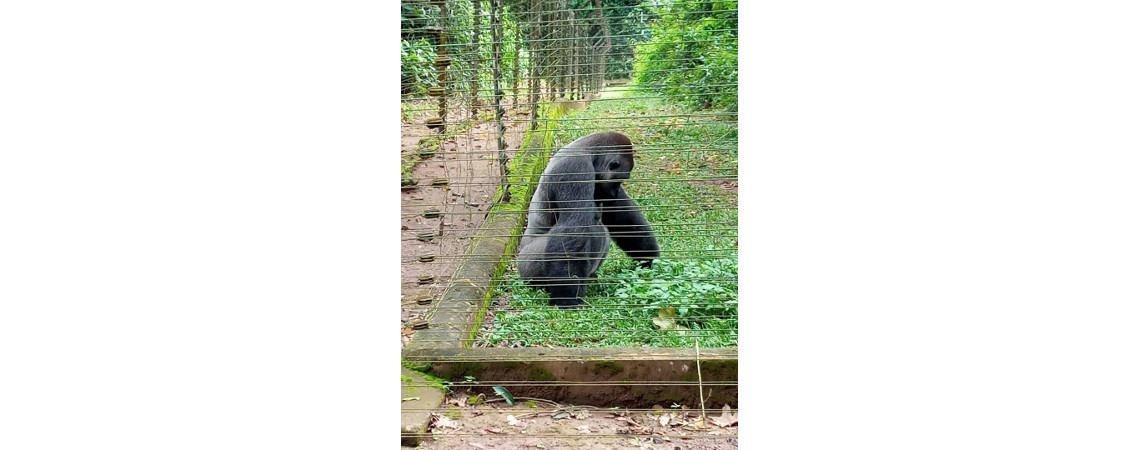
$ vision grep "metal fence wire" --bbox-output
[400,0,738,446]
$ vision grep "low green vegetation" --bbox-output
[476,87,738,348]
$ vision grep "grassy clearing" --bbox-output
[476,87,739,348]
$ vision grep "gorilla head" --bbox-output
[583,132,634,199]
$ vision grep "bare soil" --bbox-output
[412,395,739,450]
[401,105,530,347]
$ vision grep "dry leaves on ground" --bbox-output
[709,405,738,428]
[430,414,461,432]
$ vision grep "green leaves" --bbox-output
[492,386,515,405]
[632,1,738,111]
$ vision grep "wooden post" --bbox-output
[491,0,508,197]
[528,0,541,128]
[470,0,482,118]
[434,0,449,133]
[512,16,520,110]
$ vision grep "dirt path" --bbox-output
[412,395,738,450]
[400,107,530,347]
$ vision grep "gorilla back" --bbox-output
[517,132,660,308]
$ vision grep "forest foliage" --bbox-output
[633,0,737,111]
[401,0,737,112]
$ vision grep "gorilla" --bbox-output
[517,132,660,308]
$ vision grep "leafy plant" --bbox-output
[401,38,438,95]
[633,0,738,111]
[493,386,516,405]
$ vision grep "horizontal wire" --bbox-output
[398,230,738,239]
[401,409,737,415]
[437,53,738,73]
[396,145,740,158]
[400,433,736,440]
[403,0,740,14]
[405,249,737,257]
[400,81,738,102]
[406,381,736,387]
[398,177,738,191]
[404,255,736,264]
[399,76,734,96]
[401,232,736,242]
[410,280,738,290]
[399,62,740,92]
[401,2,740,22]
[440,317,738,326]
[402,274,738,282]
[404,28,737,50]
[405,282,734,289]
[401,206,737,218]
[423,328,737,335]
[399,88,735,106]
[407,307,737,313]
[401,409,736,414]
[401,179,736,191]
[400,95,736,114]
[408,111,736,125]
[401,254,738,264]
[404,278,734,287]
[403,301,737,311]
[400,225,737,234]
[402,122,737,139]
[404,52,736,70]
[402,357,736,363]
[399,87,737,106]
[404,220,737,228]
[402,173,739,183]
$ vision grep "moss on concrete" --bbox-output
[591,361,624,377]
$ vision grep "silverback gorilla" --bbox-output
[517,132,660,308]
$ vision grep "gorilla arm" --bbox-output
[600,185,660,267]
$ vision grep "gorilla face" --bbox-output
[594,150,633,198]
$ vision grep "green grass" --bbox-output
[475,87,739,348]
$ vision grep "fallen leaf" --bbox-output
[576,425,592,434]
[652,308,690,332]
[468,443,486,449]
[484,428,503,434]
[507,415,522,427]
[433,415,461,431]
[709,405,738,428]
[402,397,420,402]
[683,416,706,431]
[659,413,670,427]
[552,412,569,420]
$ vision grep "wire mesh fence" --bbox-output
[401,0,738,446]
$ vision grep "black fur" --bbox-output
[517,132,660,308]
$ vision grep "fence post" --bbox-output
[469,0,482,118]
[431,0,450,133]
[491,0,508,200]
